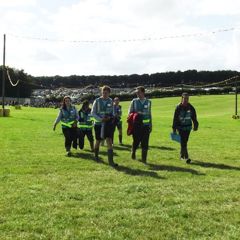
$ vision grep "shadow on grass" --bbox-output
[149,146,176,151]
[148,163,204,175]
[71,152,95,161]
[74,149,118,157]
[115,165,165,180]
[113,144,175,152]
[191,160,240,171]
[71,152,164,179]
[113,144,132,151]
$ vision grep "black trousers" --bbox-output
[179,130,191,159]
[62,127,77,151]
[78,129,94,149]
[132,125,150,150]
[112,120,122,142]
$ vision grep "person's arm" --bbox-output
[191,105,199,131]
[119,106,122,118]
[74,106,78,121]
[53,109,62,131]
[72,106,78,128]
[172,106,180,133]
[128,100,134,115]
[91,100,103,122]
[149,100,152,132]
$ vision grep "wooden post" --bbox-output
[235,78,238,116]
[232,76,239,119]
[2,34,6,111]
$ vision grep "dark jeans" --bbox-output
[78,129,94,149]
[179,130,191,159]
[132,125,150,150]
[62,127,77,151]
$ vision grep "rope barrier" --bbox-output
[6,68,20,87]
[7,26,240,44]
[175,76,239,89]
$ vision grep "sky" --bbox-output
[1,0,240,76]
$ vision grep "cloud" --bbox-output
[0,0,36,7]
[194,0,240,16]
[1,0,240,76]
[32,50,60,61]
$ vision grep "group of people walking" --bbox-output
[53,85,198,166]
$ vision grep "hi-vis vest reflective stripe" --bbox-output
[61,120,75,128]
[78,124,93,129]
[143,119,151,124]
[78,111,94,129]
[133,99,151,125]
[60,106,77,128]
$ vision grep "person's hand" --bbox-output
[72,122,77,128]
[102,116,110,122]
[193,126,198,131]
[149,125,152,133]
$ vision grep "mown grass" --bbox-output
[0,95,239,240]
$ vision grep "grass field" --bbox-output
[0,95,240,240]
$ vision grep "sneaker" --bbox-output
[186,158,191,164]
[66,151,71,157]
[131,152,136,160]
[110,162,118,167]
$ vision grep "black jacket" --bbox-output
[172,103,199,131]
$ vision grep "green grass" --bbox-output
[0,95,240,240]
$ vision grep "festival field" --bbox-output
[0,95,239,240]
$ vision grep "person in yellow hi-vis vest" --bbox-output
[128,86,152,163]
[53,96,78,156]
[91,86,118,167]
[77,100,94,152]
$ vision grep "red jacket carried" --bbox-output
[127,112,142,136]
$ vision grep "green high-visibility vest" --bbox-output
[132,98,151,125]
[60,106,77,128]
[94,97,113,125]
[179,109,192,131]
[78,109,93,130]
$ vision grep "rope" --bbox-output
[7,26,240,44]
[175,76,239,89]
[6,68,20,87]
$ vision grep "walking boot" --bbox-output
[186,158,191,164]
[66,151,71,157]
[131,148,136,160]
[90,141,94,152]
[119,135,123,145]
[141,149,148,164]
[94,148,100,162]
[108,149,118,167]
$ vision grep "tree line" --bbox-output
[0,67,239,98]
[34,70,239,89]
[0,67,32,98]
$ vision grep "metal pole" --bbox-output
[2,34,6,110]
[235,78,238,116]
